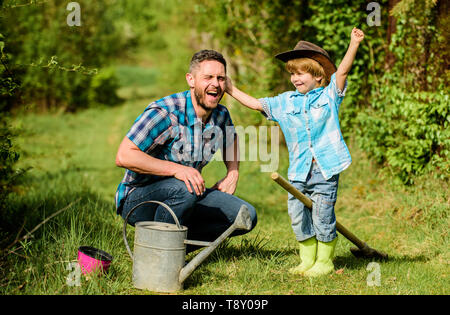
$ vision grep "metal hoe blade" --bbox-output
[234,205,253,231]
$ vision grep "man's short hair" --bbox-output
[189,50,227,73]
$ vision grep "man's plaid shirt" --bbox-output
[115,90,235,214]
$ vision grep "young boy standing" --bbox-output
[226,28,365,277]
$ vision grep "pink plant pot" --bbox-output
[77,246,113,275]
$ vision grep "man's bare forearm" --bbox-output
[115,137,180,176]
[116,136,206,195]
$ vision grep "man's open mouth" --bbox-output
[206,90,219,97]
[206,90,221,101]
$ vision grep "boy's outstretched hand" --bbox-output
[336,27,364,91]
[225,75,263,111]
[351,27,365,44]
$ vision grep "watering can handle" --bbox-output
[122,200,182,259]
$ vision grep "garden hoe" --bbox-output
[271,172,388,260]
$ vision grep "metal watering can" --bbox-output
[123,200,252,292]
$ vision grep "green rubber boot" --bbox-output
[289,237,317,275]
[303,237,337,277]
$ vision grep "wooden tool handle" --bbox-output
[271,172,313,209]
[271,172,366,250]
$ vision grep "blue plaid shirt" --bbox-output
[115,90,235,213]
[260,73,351,181]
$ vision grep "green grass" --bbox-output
[116,65,159,88]
[1,91,448,294]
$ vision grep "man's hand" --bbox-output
[173,164,206,196]
[351,27,364,44]
[211,171,238,195]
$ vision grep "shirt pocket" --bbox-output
[286,108,304,130]
[310,96,331,122]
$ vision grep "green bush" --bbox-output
[88,67,123,108]
[0,121,20,202]
[355,0,449,183]
[357,87,449,183]
[0,28,22,220]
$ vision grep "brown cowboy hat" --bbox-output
[275,41,337,81]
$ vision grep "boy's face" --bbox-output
[290,70,322,94]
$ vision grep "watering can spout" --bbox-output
[179,204,253,284]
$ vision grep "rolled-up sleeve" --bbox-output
[126,106,173,153]
[259,95,284,122]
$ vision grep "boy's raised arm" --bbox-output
[226,77,263,111]
[336,27,364,91]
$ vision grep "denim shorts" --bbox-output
[288,161,339,242]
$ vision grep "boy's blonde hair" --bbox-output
[286,58,329,87]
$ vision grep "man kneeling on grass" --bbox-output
[114,50,257,252]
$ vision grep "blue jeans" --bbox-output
[121,177,257,249]
[288,161,339,242]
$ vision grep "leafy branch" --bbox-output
[27,56,99,76]
[1,0,48,10]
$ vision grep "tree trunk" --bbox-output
[385,0,400,70]
[435,0,450,84]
